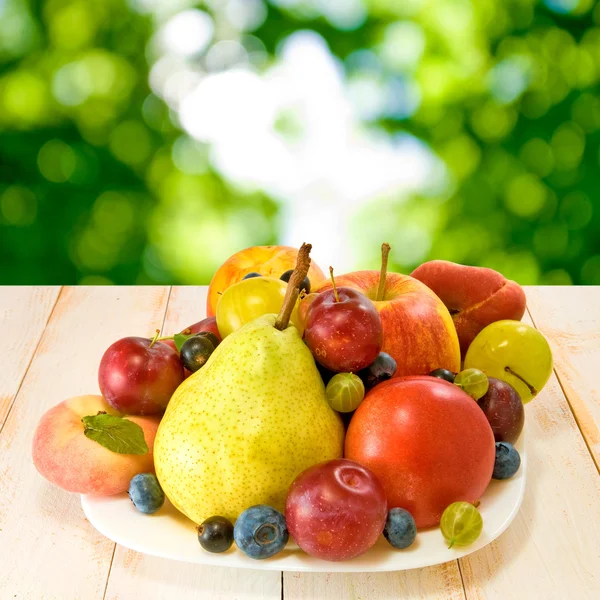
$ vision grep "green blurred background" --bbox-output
[1,0,599,285]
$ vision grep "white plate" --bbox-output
[82,433,525,572]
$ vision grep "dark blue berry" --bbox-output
[197,331,220,348]
[180,335,215,373]
[493,442,521,479]
[383,508,417,549]
[243,272,262,279]
[128,473,165,514]
[234,505,288,559]
[359,352,397,390]
[198,516,234,553]
[429,368,456,383]
[280,269,310,294]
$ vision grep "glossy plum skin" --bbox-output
[286,459,387,561]
[478,378,524,444]
[304,288,383,373]
[98,337,184,415]
[346,377,495,529]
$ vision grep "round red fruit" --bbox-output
[98,337,184,415]
[304,288,383,372]
[286,459,387,561]
[345,376,495,529]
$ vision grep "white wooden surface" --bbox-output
[0,286,599,599]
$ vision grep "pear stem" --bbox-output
[376,242,391,302]
[274,243,312,331]
[329,266,340,303]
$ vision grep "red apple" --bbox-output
[98,337,184,415]
[32,395,159,495]
[345,376,495,529]
[410,260,526,355]
[286,459,387,561]
[316,271,460,377]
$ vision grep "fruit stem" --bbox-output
[149,329,161,348]
[329,266,340,303]
[505,366,537,396]
[376,242,391,302]
[274,243,312,331]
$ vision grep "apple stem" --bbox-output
[505,366,537,396]
[329,266,340,303]
[376,242,391,302]
[274,243,312,331]
[149,329,161,348]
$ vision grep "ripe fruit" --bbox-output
[315,245,460,377]
[32,395,159,495]
[478,378,524,444]
[180,335,215,373]
[383,508,417,550]
[411,260,526,356]
[129,473,165,514]
[216,276,301,338]
[358,352,397,390]
[454,368,489,400]
[464,320,553,403]
[345,377,495,528]
[206,245,326,316]
[493,442,521,479]
[429,368,456,383]
[234,505,289,559]
[98,337,184,415]
[304,287,383,372]
[440,502,483,548]
[325,373,365,413]
[198,516,234,553]
[286,459,387,561]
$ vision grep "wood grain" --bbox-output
[284,561,466,600]
[525,286,600,470]
[0,286,170,600]
[0,287,60,427]
[104,287,282,600]
[458,310,600,599]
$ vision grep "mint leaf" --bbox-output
[174,332,196,352]
[82,414,149,455]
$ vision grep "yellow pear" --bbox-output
[154,246,344,524]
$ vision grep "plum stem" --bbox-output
[329,266,340,303]
[376,242,391,302]
[505,366,537,396]
[149,329,161,348]
[275,243,312,331]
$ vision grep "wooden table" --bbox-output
[1,286,599,600]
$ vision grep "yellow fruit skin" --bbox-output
[154,314,344,524]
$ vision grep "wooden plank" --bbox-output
[459,309,600,599]
[0,286,60,427]
[525,286,600,470]
[104,286,282,600]
[0,286,170,600]
[284,561,466,600]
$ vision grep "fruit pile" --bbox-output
[32,242,552,562]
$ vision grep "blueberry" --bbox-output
[234,505,288,559]
[180,335,215,373]
[383,508,417,549]
[429,368,456,383]
[359,352,397,390]
[243,272,262,279]
[280,269,311,294]
[493,442,521,480]
[198,516,234,553]
[128,473,165,514]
